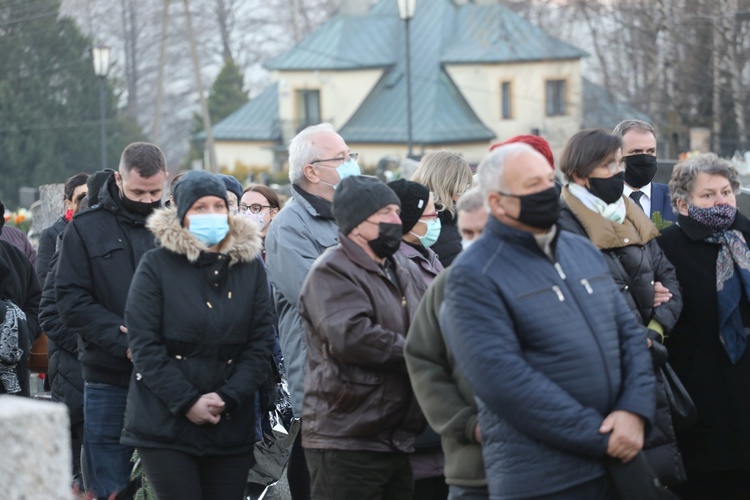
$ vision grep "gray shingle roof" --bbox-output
[211,83,280,141]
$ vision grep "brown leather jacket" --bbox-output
[299,233,427,453]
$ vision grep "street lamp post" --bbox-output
[398,0,416,159]
[92,46,111,170]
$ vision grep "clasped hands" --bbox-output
[187,392,226,425]
[599,410,645,463]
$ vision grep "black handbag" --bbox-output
[660,362,697,432]
[606,454,680,500]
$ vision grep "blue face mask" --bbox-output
[411,217,441,248]
[188,213,230,246]
[320,158,361,189]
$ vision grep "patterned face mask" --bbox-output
[688,203,737,232]
[244,211,266,231]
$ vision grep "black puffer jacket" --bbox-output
[120,208,275,455]
[36,216,67,286]
[40,231,83,425]
[55,174,157,387]
[559,187,686,485]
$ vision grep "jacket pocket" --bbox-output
[88,240,126,262]
[517,285,565,303]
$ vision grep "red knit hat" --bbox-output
[490,135,555,169]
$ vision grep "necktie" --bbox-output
[630,190,644,211]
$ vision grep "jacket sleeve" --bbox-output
[36,227,55,286]
[55,220,129,358]
[611,289,657,425]
[216,263,276,411]
[21,252,41,343]
[404,271,479,444]
[125,255,202,416]
[648,239,683,334]
[442,266,609,458]
[299,262,406,371]
[40,247,79,355]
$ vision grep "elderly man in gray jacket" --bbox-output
[265,122,360,498]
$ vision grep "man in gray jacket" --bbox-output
[264,123,360,498]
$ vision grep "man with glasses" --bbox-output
[264,123,360,499]
[613,119,675,225]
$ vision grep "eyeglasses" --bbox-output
[239,203,274,214]
[599,158,625,174]
[310,153,358,166]
[420,212,439,221]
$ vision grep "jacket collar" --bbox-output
[338,231,385,274]
[147,206,263,265]
[677,210,750,241]
[486,215,556,251]
[292,184,334,220]
[97,173,151,225]
[562,186,659,249]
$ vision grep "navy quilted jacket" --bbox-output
[442,217,656,498]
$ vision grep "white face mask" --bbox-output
[461,239,474,251]
[244,211,266,231]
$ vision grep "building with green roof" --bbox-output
[211,0,646,173]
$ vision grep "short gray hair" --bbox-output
[456,187,484,214]
[288,123,336,185]
[613,119,655,138]
[477,143,536,203]
[669,153,740,212]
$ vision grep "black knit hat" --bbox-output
[387,179,430,234]
[174,171,229,224]
[332,176,400,236]
[218,174,243,204]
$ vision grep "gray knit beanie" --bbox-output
[332,176,400,236]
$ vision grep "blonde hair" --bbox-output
[411,151,473,217]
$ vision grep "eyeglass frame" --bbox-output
[310,152,359,166]
[239,203,276,214]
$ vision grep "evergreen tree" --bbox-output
[188,59,248,167]
[0,0,143,206]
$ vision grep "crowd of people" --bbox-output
[1,118,749,500]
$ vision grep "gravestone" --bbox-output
[0,395,71,499]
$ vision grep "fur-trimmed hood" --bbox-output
[147,206,263,265]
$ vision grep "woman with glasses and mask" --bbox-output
[657,154,750,499]
[411,151,474,268]
[240,185,282,246]
[556,129,685,488]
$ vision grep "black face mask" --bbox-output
[623,154,658,189]
[588,172,624,205]
[500,185,561,230]
[120,190,162,216]
[367,222,403,259]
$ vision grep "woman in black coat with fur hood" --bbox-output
[121,171,275,500]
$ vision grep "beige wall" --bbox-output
[273,69,384,130]
[215,141,276,171]
[445,60,583,154]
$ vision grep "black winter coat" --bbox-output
[36,216,66,286]
[55,175,157,387]
[0,239,41,396]
[431,210,462,268]
[40,231,83,425]
[658,213,750,473]
[559,189,686,485]
[120,208,275,456]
